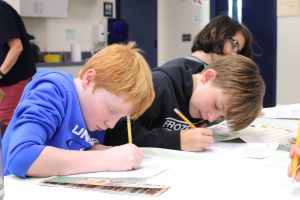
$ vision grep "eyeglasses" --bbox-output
[229,38,240,53]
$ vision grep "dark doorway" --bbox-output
[116,0,157,68]
[210,0,277,107]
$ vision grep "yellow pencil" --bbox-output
[173,108,196,129]
[292,118,300,182]
[127,116,133,144]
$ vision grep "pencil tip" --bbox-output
[292,175,296,184]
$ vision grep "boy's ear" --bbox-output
[82,69,97,89]
[201,69,217,83]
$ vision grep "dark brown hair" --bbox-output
[191,15,254,58]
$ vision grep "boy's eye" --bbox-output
[215,104,220,110]
[108,106,117,115]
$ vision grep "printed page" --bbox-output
[239,124,296,143]
[209,120,296,147]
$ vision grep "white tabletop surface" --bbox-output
[3,118,300,200]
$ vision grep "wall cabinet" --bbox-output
[5,0,68,18]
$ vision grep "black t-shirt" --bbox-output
[0,1,36,86]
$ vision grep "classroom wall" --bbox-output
[18,0,300,105]
[157,0,210,65]
[277,16,300,104]
[22,0,115,53]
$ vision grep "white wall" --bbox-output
[15,0,300,104]
[22,0,115,53]
[277,16,300,104]
[157,0,300,105]
[157,0,210,65]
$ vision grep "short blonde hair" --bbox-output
[204,55,265,131]
[78,42,155,119]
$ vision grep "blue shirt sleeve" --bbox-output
[3,81,66,178]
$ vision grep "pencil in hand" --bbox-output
[173,108,196,129]
[127,116,133,144]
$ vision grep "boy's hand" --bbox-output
[288,147,300,182]
[180,128,214,152]
[101,143,143,171]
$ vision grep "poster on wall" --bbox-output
[103,2,113,17]
[192,0,209,25]
[277,0,300,16]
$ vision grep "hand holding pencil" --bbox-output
[173,108,214,152]
[288,118,300,182]
[288,147,300,182]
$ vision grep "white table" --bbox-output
[3,118,300,200]
[3,147,300,200]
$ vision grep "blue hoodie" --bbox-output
[2,68,105,178]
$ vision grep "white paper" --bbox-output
[204,142,279,159]
[209,120,296,145]
[262,104,300,119]
[239,123,296,143]
[70,158,169,179]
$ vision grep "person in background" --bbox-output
[0,0,37,131]
[191,14,254,62]
[0,88,5,134]
[104,15,260,152]
[288,147,300,182]
[0,88,5,107]
[2,42,155,178]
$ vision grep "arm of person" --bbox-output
[0,88,5,105]
[89,144,112,150]
[288,147,300,182]
[105,118,182,150]
[26,143,143,177]
[0,38,23,76]
[104,119,214,152]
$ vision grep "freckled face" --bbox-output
[81,87,133,131]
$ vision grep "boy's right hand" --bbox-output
[180,128,214,152]
[102,143,143,171]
